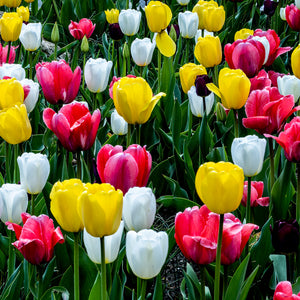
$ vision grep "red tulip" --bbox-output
[265,117,300,162]
[36,59,81,105]
[68,18,96,40]
[241,181,269,207]
[250,70,272,92]
[224,38,265,78]
[286,5,300,32]
[96,144,152,194]
[253,29,291,66]
[273,281,300,300]
[243,87,299,134]
[6,213,64,265]
[43,102,101,152]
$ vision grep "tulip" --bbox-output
[20,79,39,113]
[36,59,81,105]
[0,63,25,80]
[0,44,16,64]
[177,0,190,4]
[84,58,113,93]
[105,8,119,24]
[194,29,213,43]
[285,4,300,31]
[130,37,156,67]
[108,23,124,41]
[195,74,213,97]
[111,109,128,135]
[277,75,300,102]
[250,69,272,91]
[78,183,123,238]
[195,161,244,214]
[194,35,222,68]
[97,144,152,194]
[50,179,85,232]
[234,28,254,41]
[179,63,207,94]
[83,221,124,264]
[0,184,28,224]
[43,102,101,152]
[207,67,251,110]
[241,181,269,207]
[19,23,42,51]
[109,74,136,99]
[113,76,165,124]
[280,7,287,20]
[126,229,168,279]
[178,11,199,39]
[0,78,24,110]
[231,135,266,177]
[6,213,64,265]
[18,152,50,194]
[292,45,300,79]
[3,0,21,7]
[273,281,300,300]
[262,0,278,16]
[271,220,300,254]
[0,104,32,144]
[119,9,141,36]
[0,12,23,42]
[17,6,29,23]
[68,18,95,40]
[122,187,156,231]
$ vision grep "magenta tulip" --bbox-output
[68,18,96,40]
[43,102,101,152]
[273,281,300,300]
[36,59,81,105]
[241,181,269,207]
[286,4,300,32]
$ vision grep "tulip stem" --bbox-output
[29,51,33,80]
[200,266,206,300]
[54,42,57,60]
[127,124,132,147]
[268,138,275,193]
[37,265,43,300]
[214,213,224,300]
[13,144,19,184]
[77,151,81,180]
[234,109,239,138]
[7,229,15,279]
[296,163,300,225]
[246,176,252,224]
[157,50,161,91]
[82,53,86,89]
[116,42,121,77]
[5,142,11,183]
[100,237,107,300]
[6,41,11,64]
[136,124,141,145]
[74,232,80,300]
[31,194,35,215]
[140,279,147,300]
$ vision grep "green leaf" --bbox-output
[293,277,300,294]
[269,254,287,288]
[186,263,201,296]
[42,257,56,292]
[41,286,70,300]
[163,176,189,199]
[171,100,182,152]
[157,196,198,211]
[199,114,213,161]
[61,0,77,30]
[88,272,101,300]
[1,263,24,299]
[239,265,259,300]
[152,274,163,300]
[182,271,196,300]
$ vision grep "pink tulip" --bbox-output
[0,44,16,64]
[36,59,81,105]
[68,18,96,40]
[286,5,300,32]
[43,102,101,152]
[241,181,269,207]
[273,281,300,300]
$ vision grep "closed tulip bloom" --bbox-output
[69,18,95,40]
[19,23,42,51]
[6,213,64,265]
[0,63,25,80]
[280,7,287,20]
[17,6,29,22]
[84,58,113,93]
[195,161,244,214]
[277,75,300,102]
[241,181,270,207]
[83,221,124,264]
[194,35,222,68]
[111,109,128,135]
[0,184,28,224]
[178,11,199,39]
[78,183,123,237]
[273,281,300,300]
[0,44,16,64]
[126,229,168,279]
[231,135,266,177]
[179,63,207,94]
[119,9,141,36]
[234,28,254,41]
[207,68,251,110]
[203,5,225,32]
[50,179,85,232]
[177,0,190,5]
[24,0,34,2]
[123,187,156,231]
[131,37,155,67]
[192,0,218,30]
[286,4,300,31]
[3,0,21,7]
[105,8,119,24]
[113,76,165,124]
[20,79,39,113]
[292,44,300,79]
[36,60,81,105]
[0,104,31,144]
[0,78,23,110]
[18,152,50,194]
[0,12,22,42]
[43,102,101,152]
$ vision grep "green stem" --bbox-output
[8,229,15,278]
[111,41,115,65]
[234,109,239,138]
[13,144,18,184]
[126,0,129,9]
[29,51,33,79]
[116,41,120,77]
[140,279,147,300]
[54,42,57,60]
[297,163,300,225]
[52,0,61,24]
[185,38,189,63]
[97,92,103,108]
[82,53,86,89]
[6,41,11,64]
[268,138,275,192]
[137,277,141,299]
[200,266,206,300]
[157,50,161,91]
[214,213,224,300]
[136,124,141,145]
[188,105,193,140]
[100,237,107,300]
[37,266,43,300]
[31,194,35,215]
[5,142,11,183]
[127,124,132,148]
[246,177,252,224]
[77,151,81,180]
[287,253,295,283]
[74,233,80,300]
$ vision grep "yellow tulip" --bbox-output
[204,5,225,32]
[0,78,24,110]
[25,0,34,3]
[195,161,244,214]
[113,76,166,124]
[292,44,300,79]
[194,35,222,68]
[155,30,176,57]
[234,28,254,41]
[50,179,86,233]
[192,1,218,30]
[179,63,207,94]
[3,0,21,7]
[0,12,23,42]
[78,183,123,238]
[207,67,251,109]
[105,8,119,24]
[0,104,31,144]
[17,6,30,23]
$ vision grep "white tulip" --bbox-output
[84,58,113,93]
[177,0,190,5]
[19,23,42,51]
[194,29,213,44]
[231,135,267,177]
[111,109,128,135]
[126,229,168,279]
[131,37,155,66]
[277,75,300,103]
[187,85,214,117]
[17,152,50,194]
[119,9,141,36]
[0,184,28,224]
[178,11,199,39]
[123,187,156,231]
[83,221,124,264]
[20,79,39,113]
[0,64,25,81]
[280,7,287,20]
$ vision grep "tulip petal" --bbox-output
[43,108,56,131]
[206,82,221,99]
[156,31,176,57]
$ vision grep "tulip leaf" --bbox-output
[293,277,300,294]
[42,257,56,293]
[162,176,189,199]
[186,263,202,296]
[182,272,197,300]
[171,100,182,152]
[61,0,77,30]
[269,254,287,289]
[152,274,163,300]
[40,286,70,300]
[88,272,101,300]
[238,265,259,300]
[157,196,198,212]
[183,140,195,179]
[199,113,213,160]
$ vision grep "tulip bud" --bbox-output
[178,11,199,39]
[19,22,42,51]
[81,35,89,52]
[118,9,141,36]
[216,102,226,122]
[51,22,60,43]
[130,37,155,67]
[111,109,128,135]
[122,42,130,60]
[177,0,190,5]
[195,75,212,97]
[277,75,300,102]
